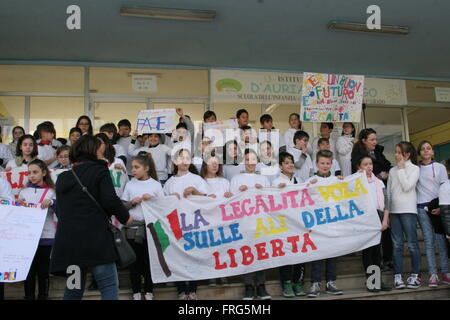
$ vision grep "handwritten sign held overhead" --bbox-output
[301,72,364,123]
[136,109,177,134]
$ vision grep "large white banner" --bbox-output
[142,173,381,283]
[211,69,303,104]
[0,202,47,282]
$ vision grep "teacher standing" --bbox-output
[50,135,132,300]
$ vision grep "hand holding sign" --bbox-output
[136,109,177,135]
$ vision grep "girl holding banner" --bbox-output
[18,159,56,300]
[121,153,164,301]
[163,148,210,300]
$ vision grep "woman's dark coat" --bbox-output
[50,159,129,275]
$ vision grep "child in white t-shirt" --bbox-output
[272,152,306,297]
[306,150,344,298]
[223,140,245,181]
[313,138,341,176]
[129,131,172,184]
[17,159,56,300]
[200,154,232,200]
[231,149,271,301]
[121,153,164,301]
[287,130,314,182]
[163,148,210,300]
[416,141,449,286]
[357,155,391,292]
[200,154,232,286]
[283,113,302,151]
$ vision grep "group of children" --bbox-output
[0,108,449,301]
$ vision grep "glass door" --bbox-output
[364,107,405,163]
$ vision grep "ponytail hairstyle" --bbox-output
[396,141,418,165]
[95,133,116,164]
[172,148,199,175]
[28,159,55,189]
[132,153,159,181]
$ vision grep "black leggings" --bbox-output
[128,239,153,293]
[24,245,52,299]
[362,243,382,273]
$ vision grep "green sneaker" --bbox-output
[293,283,306,296]
[282,281,295,298]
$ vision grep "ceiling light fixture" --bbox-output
[120,6,216,21]
[328,21,409,35]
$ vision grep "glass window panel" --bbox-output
[30,97,84,139]
[93,102,147,133]
[90,67,208,95]
[0,96,25,144]
[365,107,404,163]
[0,65,83,93]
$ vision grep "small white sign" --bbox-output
[435,87,450,102]
[132,75,157,92]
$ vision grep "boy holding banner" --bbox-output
[272,152,306,297]
[306,150,344,297]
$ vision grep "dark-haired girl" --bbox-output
[283,113,302,151]
[163,149,210,300]
[76,115,93,136]
[18,159,56,300]
[121,153,163,301]
[9,125,25,155]
[386,141,421,290]
[416,141,450,287]
[6,134,39,171]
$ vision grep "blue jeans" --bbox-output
[311,258,337,283]
[63,263,119,300]
[417,206,449,275]
[390,214,421,275]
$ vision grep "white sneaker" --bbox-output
[394,274,406,289]
[132,293,142,300]
[178,293,188,300]
[188,292,198,300]
[406,274,422,289]
[144,292,154,300]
